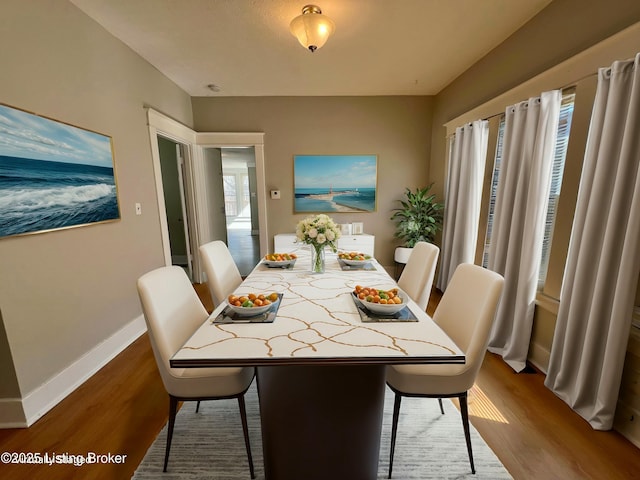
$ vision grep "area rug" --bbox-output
[132,384,512,479]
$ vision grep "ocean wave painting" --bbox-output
[294,155,377,213]
[0,104,119,238]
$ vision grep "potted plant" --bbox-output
[390,184,444,264]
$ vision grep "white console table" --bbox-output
[274,233,375,256]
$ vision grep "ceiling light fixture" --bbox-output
[289,4,335,53]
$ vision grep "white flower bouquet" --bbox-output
[296,214,341,272]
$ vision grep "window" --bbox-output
[482,91,576,290]
[223,173,250,217]
[482,119,505,268]
[538,92,575,287]
[223,175,237,216]
[241,174,250,214]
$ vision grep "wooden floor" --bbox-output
[0,288,638,479]
[226,219,261,277]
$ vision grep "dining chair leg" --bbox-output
[459,392,475,474]
[164,395,179,472]
[388,392,402,479]
[237,395,255,479]
[196,400,201,413]
[438,398,444,414]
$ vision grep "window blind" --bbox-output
[481,91,576,290]
[537,92,575,287]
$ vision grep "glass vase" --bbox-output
[310,244,325,274]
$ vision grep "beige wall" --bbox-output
[192,96,434,267]
[0,0,192,420]
[430,0,640,199]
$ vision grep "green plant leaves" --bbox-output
[390,184,444,247]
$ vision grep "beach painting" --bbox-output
[0,104,119,239]
[294,155,377,213]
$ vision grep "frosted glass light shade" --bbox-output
[289,5,335,52]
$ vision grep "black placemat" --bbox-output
[260,261,296,270]
[211,293,283,324]
[338,258,377,271]
[351,293,418,322]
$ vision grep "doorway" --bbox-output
[157,136,193,280]
[221,147,261,276]
[147,108,268,283]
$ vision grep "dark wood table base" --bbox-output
[257,364,387,480]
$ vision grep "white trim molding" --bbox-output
[19,315,146,427]
[194,132,268,259]
[535,291,560,315]
[146,109,268,274]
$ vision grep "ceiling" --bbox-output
[70,0,553,97]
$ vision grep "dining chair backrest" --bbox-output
[433,263,504,380]
[199,240,243,306]
[397,242,440,311]
[137,266,209,393]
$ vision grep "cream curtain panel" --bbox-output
[438,120,489,290]
[487,90,562,372]
[545,54,640,430]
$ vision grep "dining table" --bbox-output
[171,247,464,480]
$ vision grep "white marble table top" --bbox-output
[171,251,464,367]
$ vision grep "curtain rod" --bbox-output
[446,70,599,136]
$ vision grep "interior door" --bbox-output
[202,148,228,244]
[175,144,194,279]
[157,136,193,279]
[147,109,268,278]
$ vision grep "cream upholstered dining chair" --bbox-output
[397,241,440,311]
[386,263,504,478]
[200,240,243,307]
[137,266,255,477]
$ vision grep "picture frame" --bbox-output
[0,103,120,239]
[351,222,364,235]
[293,154,377,213]
[339,223,352,235]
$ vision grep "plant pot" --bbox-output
[394,247,413,265]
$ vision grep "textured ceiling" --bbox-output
[71,0,553,97]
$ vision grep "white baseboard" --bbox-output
[0,398,27,428]
[19,315,147,427]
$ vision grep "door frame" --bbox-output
[147,108,268,282]
[174,143,194,279]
